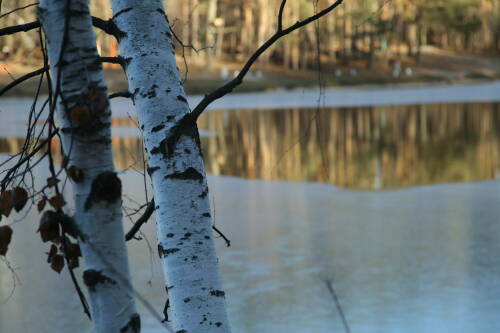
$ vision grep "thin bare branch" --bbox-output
[0,2,39,20]
[109,91,132,99]
[0,66,48,97]
[277,0,288,32]
[125,199,155,241]
[212,225,230,247]
[323,278,351,333]
[190,0,344,121]
[126,199,231,247]
[98,56,126,68]
[0,20,40,36]
[0,16,119,37]
[0,55,122,97]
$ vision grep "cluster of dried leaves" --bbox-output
[37,176,81,273]
[0,175,83,275]
[0,187,28,256]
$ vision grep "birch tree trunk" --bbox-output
[110,1,231,332]
[38,1,139,332]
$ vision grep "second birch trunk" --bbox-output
[110,0,231,332]
[39,0,139,331]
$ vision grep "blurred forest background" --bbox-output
[1,0,500,93]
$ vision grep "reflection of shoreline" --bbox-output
[2,103,499,189]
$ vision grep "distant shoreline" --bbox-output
[1,80,499,119]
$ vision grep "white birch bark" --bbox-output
[38,1,140,332]
[110,1,231,331]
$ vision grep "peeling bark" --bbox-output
[39,1,139,332]
[111,0,231,331]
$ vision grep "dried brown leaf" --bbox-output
[48,194,66,209]
[47,244,58,263]
[68,257,79,269]
[0,190,13,217]
[50,254,64,273]
[0,225,13,256]
[46,177,60,188]
[38,211,61,243]
[11,187,28,212]
[67,166,85,183]
[37,197,47,212]
[67,242,81,259]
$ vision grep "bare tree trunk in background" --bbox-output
[190,0,200,60]
[326,7,336,61]
[291,0,300,70]
[38,0,139,332]
[206,0,218,70]
[257,0,270,65]
[110,0,231,331]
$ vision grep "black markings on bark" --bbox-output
[198,188,208,198]
[165,167,203,182]
[177,95,188,103]
[84,172,122,211]
[132,88,140,100]
[210,290,225,297]
[82,269,117,292]
[162,293,170,323]
[150,145,161,155]
[140,84,158,99]
[158,244,180,258]
[120,313,141,333]
[176,330,187,333]
[202,212,211,217]
[215,322,222,327]
[147,166,160,175]
[183,297,191,303]
[180,233,192,241]
[152,124,165,132]
[166,233,175,238]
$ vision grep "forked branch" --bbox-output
[190,0,344,120]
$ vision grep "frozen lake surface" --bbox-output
[1,83,500,332]
[1,172,500,333]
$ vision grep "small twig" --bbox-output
[0,2,38,20]
[1,130,58,190]
[0,66,48,97]
[125,199,155,241]
[98,56,126,68]
[0,54,123,97]
[0,16,120,37]
[126,199,231,247]
[277,0,288,32]
[323,278,351,333]
[0,20,39,36]
[109,90,132,99]
[212,225,230,247]
[190,0,344,121]
[61,234,91,319]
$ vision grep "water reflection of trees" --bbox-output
[1,103,499,189]
[198,103,500,189]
